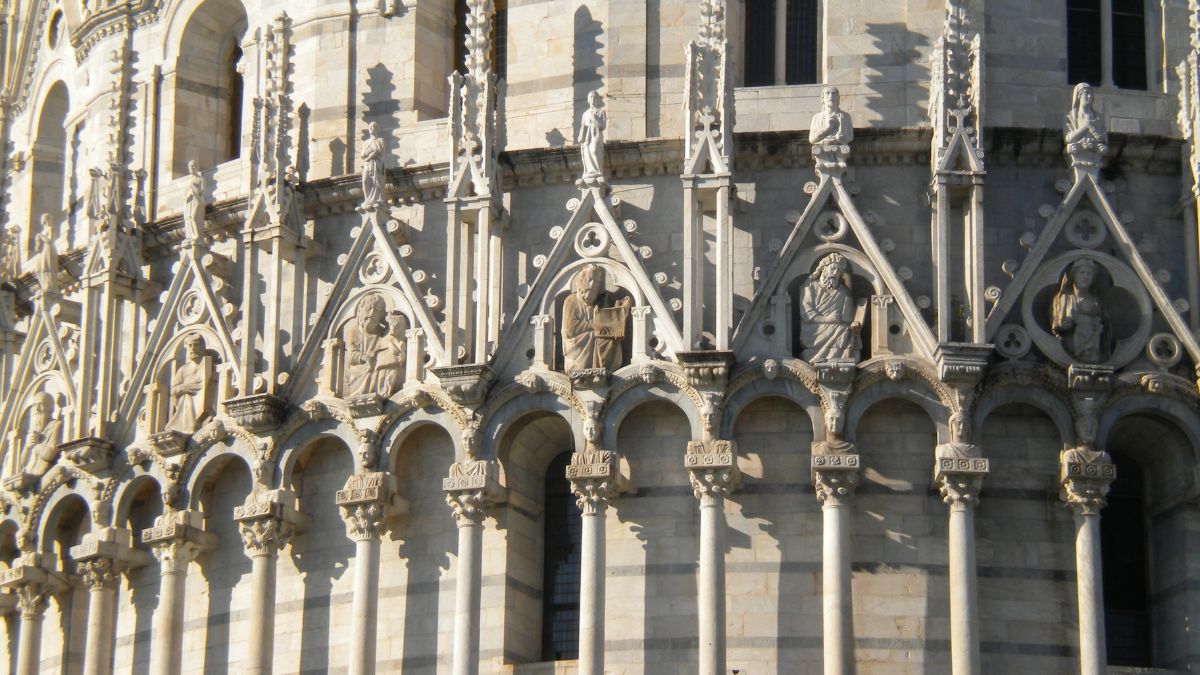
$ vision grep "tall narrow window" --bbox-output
[1101,452,1152,667]
[1111,0,1146,89]
[541,452,581,661]
[743,0,819,86]
[226,45,243,161]
[493,0,508,80]
[453,0,470,75]
[1067,0,1147,90]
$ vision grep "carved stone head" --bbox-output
[815,252,848,288]
[184,333,205,362]
[821,86,840,112]
[762,358,779,380]
[354,294,387,332]
[948,411,970,444]
[571,264,604,305]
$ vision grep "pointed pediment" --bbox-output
[283,208,447,401]
[985,175,1200,374]
[683,123,730,177]
[732,176,937,359]
[490,186,685,376]
[936,124,985,175]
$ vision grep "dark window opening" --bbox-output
[541,452,581,661]
[1067,0,1103,86]
[227,45,243,162]
[494,0,508,80]
[1111,0,1147,90]
[1101,452,1153,667]
[744,0,776,86]
[785,0,818,85]
[454,0,470,75]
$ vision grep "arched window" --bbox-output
[541,451,581,661]
[1067,0,1147,90]
[226,44,244,162]
[743,0,820,86]
[1101,452,1152,666]
[30,82,69,254]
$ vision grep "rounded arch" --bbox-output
[973,385,1075,449]
[183,440,256,510]
[112,471,166,528]
[36,487,90,555]
[22,62,70,140]
[380,408,467,471]
[480,390,585,462]
[1100,396,1200,462]
[276,418,361,487]
[602,380,703,451]
[781,242,886,297]
[721,374,822,440]
[845,379,948,443]
[28,78,70,256]
[496,410,576,488]
[539,258,647,316]
[160,0,249,66]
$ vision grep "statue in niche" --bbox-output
[561,263,631,373]
[577,90,607,183]
[360,122,386,209]
[1064,83,1108,181]
[164,334,213,434]
[936,412,981,460]
[183,161,208,242]
[1051,259,1108,364]
[32,214,59,293]
[19,391,61,476]
[86,167,109,231]
[343,294,406,398]
[373,311,408,397]
[799,253,862,363]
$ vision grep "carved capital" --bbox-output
[567,448,625,514]
[234,490,308,558]
[444,459,505,526]
[13,583,50,619]
[70,526,153,582]
[142,510,216,573]
[811,453,860,506]
[1060,452,1116,517]
[934,456,989,509]
[337,472,407,541]
[0,558,65,619]
[686,440,739,506]
[77,557,119,591]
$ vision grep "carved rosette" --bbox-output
[234,491,308,558]
[685,440,739,506]
[443,459,505,526]
[811,452,861,507]
[142,510,216,574]
[337,472,406,541]
[566,448,624,515]
[1060,455,1116,517]
[934,456,990,509]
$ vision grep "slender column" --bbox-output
[78,558,119,675]
[935,454,989,675]
[567,449,625,675]
[235,491,308,675]
[1060,453,1116,675]
[143,510,216,675]
[686,440,739,675]
[14,583,50,675]
[444,460,505,675]
[338,472,407,675]
[812,452,860,675]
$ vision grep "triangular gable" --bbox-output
[80,228,143,282]
[683,117,730,177]
[114,245,241,434]
[936,124,985,175]
[732,176,937,357]
[284,208,447,400]
[0,295,79,451]
[984,174,1200,365]
[490,186,685,370]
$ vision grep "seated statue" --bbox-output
[561,264,631,373]
[20,392,62,477]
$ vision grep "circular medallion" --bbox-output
[995,324,1032,360]
[1064,210,1106,249]
[34,340,54,372]
[1146,333,1182,368]
[177,289,206,326]
[814,211,848,243]
[359,252,389,284]
[574,223,609,258]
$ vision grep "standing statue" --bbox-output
[1064,83,1108,181]
[183,161,208,242]
[936,412,981,460]
[372,311,408,397]
[20,391,61,476]
[361,122,386,209]
[86,167,109,231]
[164,334,213,433]
[561,264,631,373]
[1051,258,1108,363]
[578,90,607,183]
[800,253,862,363]
[343,294,390,397]
[809,86,853,177]
[32,214,59,294]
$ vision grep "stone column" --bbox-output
[337,472,408,675]
[71,526,154,675]
[1060,451,1117,675]
[444,459,505,675]
[812,451,860,675]
[685,440,739,675]
[934,455,989,675]
[142,510,216,675]
[235,490,309,675]
[0,555,65,675]
[567,449,625,675]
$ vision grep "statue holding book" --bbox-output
[561,264,631,373]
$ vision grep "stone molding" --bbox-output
[934,456,990,508]
[443,459,506,526]
[336,471,408,541]
[686,439,739,506]
[811,452,861,507]
[1059,455,1117,517]
[234,489,309,558]
[141,510,217,574]
[567,448,626,515]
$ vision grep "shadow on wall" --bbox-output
[862,23,931,127]
[364,63,399,169]
[573,5,603,143]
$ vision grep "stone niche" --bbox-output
[321,290,425,410]
[143,332,227,454]
[550,261,637,380]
